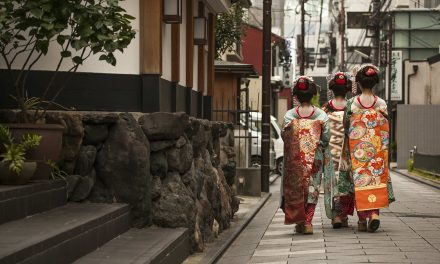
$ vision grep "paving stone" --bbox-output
[259,238,292,245]
[249,256,289,263]
[253,248,291,257]
[217,255,252,264]
[216,173,440,264]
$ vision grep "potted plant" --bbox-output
[0,0,136,178]
[0,125,41,185]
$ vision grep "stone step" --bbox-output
[0,203,129,264]
[0,180,67,225]
[75,227,190,264]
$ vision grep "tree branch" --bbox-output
[9,35,35,66]
[37,47,88,121]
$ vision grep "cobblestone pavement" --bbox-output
[218,172,440,263]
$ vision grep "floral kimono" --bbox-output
[323,102,354,219]
[281,107,336,225]
[344,97,395,219]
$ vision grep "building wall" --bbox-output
[277,97,288,124]
[404,60,440,105]
[0,0,141,74]
[213,73,238,122]
[248,77,262,112]
[396,105,440,168]
[431,62,440,105]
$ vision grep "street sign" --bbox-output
[347,12,371,29]
[379,41,388,67]
[386,50,403,101]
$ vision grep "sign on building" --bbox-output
[379,41,388,67]
[387,50,403,101]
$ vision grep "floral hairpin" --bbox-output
[358,64,380,75]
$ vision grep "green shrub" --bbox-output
[0,125,41,175]
[407,159,414,172]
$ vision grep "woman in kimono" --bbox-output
[345,65,395,232]
[281,76,335,235]
[323,72,354,229]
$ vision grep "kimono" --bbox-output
[344,97,395,219]
[322,102,354,219]
[281,107,336,225]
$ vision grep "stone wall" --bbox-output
[0,111,238,252]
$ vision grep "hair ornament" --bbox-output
[365,67,377,76]
[335,72,346,85]
[295,76,313,90]
[297,78,307,90]
[358,64,380,75]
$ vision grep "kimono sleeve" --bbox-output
[320,111,331,148]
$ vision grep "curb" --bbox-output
[270,173,281,185]
[204,192,272,264]
[391,168,440,190]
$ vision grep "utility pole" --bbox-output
[300,0,305,75]
[387,15,393,163]
[340,0,345,71]
[371,0,381,65]
[261,0,271,193]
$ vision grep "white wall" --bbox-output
[162,23,173,81]
[0,0,140,75]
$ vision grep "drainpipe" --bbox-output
[407,64,418,105]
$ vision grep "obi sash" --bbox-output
[282,118,322,224]
[348,108,390,211]
[328,111,347,172]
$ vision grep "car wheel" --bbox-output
[276,158,284,175]
[251,156,261,168]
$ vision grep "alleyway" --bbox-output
[218,172,440,264]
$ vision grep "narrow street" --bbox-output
[218,172,440,264]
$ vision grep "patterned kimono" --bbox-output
[344,98,395,219]
[281,107,336,225]
[323,102,354,219]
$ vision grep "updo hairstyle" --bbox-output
[355,65,380,89]
[328,72,352,97]
[292,76,318,104]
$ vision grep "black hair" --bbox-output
[292,77,318,104]
[328,74,352,98]
[355,65,379,89]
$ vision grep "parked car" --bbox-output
[240,112,284,174]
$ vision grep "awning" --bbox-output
[215,60,258,77]
[204,0,230,13]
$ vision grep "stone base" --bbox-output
[235,168,261,197]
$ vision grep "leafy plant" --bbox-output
[215,2,248,59]
[407,158,414,172]
[0,125,41,175]
[0,0,136,123]
[311,92,320,107]
[45,159,68,180]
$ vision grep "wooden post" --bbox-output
[186,0,194,88]
[171,24,180,82]
[197,1,205,93]
[140,0,162,74]
[207,13,215,97]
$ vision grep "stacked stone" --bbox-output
[0,110,238,252]
[139,113,238,252]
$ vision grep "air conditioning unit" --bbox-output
[395,0,410,8]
